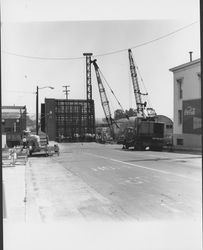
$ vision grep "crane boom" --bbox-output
[91,59,118,137]
[128,49,146,118]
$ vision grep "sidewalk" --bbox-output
[3,163,26,222]
[2,141,59,218]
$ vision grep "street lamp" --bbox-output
[36,85,54,135]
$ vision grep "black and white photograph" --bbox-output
[1,0,201,249]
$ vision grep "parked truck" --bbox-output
[23,131,48,156]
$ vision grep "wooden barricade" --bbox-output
[15,147,28,165]
[2,146,28,166]
[2,148,15,167]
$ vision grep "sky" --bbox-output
[1,0,200,120]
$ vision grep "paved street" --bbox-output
[3,142,202,250]
[23,142,201,222]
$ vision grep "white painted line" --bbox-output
[85,152,200,182]
[161,203,181,213]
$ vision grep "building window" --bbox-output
[178,110,182,124]
[197,73,201,93]
[177,138,184,145]
[197,72,201,79]
[166,124,173,129]
[5,127,12,132]
[176,78,183,99]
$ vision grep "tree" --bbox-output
[114,108,137,120]
[125,108,137,117]
[114,109,125,120]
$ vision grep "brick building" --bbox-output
[41,98,95,142]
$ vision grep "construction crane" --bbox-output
[128,49,156,118]
[91,59,119,139]
[128,49,147,118]
[122,49,164,151]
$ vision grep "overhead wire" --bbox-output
[1,20,199,60]
[2,20,199,119]
[4,90,35,94]
[136,64,153,109]
[99,68,128,118]
[131,50,154,110]
[95,20,199,57]
[98,68,115,115]
[1,51,84,61]
[128,63,133,109]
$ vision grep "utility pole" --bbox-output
[63,85,70,99]
[36,86,54,135]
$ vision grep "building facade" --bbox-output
[169,58,201,150]
[1,106,27,147]
[41,98,95,142]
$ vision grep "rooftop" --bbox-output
[169,58,200,72]
[2,105,26,110]
[2,112,21,119]
[2,106,27,119]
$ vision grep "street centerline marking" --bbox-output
[85,152,200,182]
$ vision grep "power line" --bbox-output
[1,20,199,60]
[2,51,84,61]
[96,20,199,57]
[4,90,35,94]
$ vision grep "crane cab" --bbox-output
[123,118,164,151]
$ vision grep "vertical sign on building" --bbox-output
[183,99,201,134]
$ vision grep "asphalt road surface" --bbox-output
[26,142,201,222]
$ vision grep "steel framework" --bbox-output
[83,53,94,134]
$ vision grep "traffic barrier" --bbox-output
[2,148,15,167]
[15,147,28,165]
[2,146,28,166]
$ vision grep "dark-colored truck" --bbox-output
[6,133,22,148]
[122,118,164,151]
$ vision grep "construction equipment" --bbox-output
[123,120,164,150]
[122,49,164,151]
[91,59,119,139]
